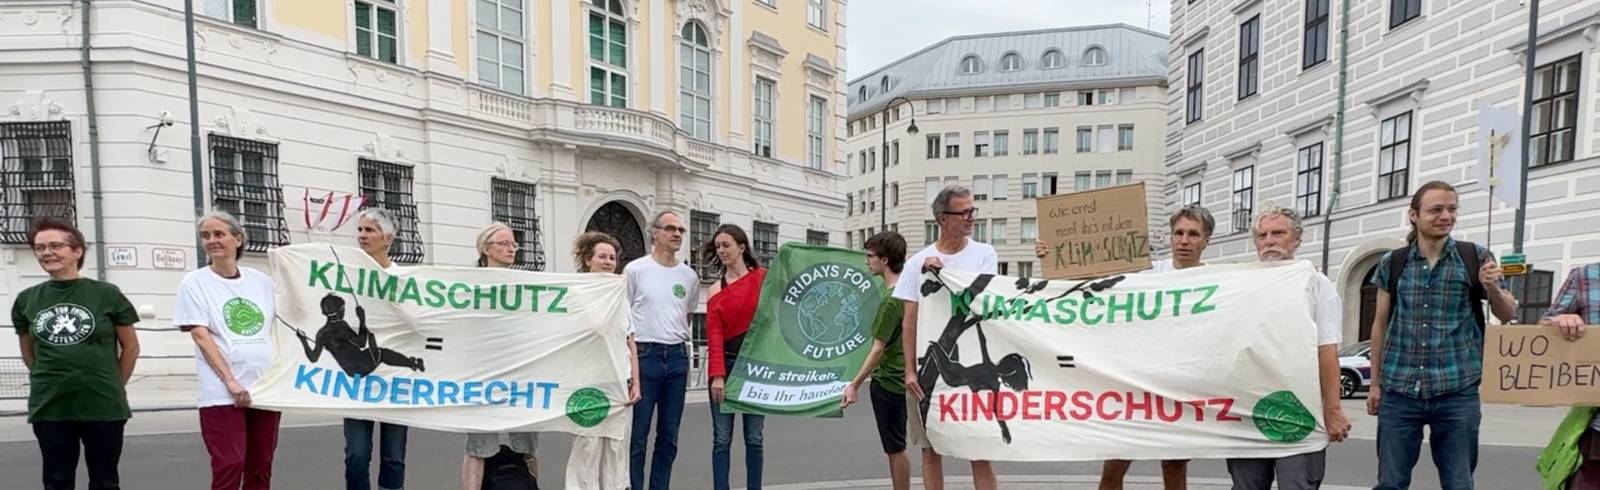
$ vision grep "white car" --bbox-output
[1337,341,1373,399]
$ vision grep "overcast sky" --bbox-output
[845,0,1173,79]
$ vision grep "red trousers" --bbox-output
[199,406,282,490]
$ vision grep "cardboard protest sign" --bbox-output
[911,262,1328,462]
[1484,324,1600,406]
[252,244,633,439]
[1035,182,1152,279]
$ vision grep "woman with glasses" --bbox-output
[461,223,541,489]
[566,231,641,490]
[12,217,142,490]
[699,224,768,490]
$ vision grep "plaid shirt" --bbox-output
[1369,238,1506,399]
[1547,264,1600,325]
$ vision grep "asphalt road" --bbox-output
[0,401,1544,489]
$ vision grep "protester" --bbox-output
[842,231,912,490]
[567,231,641,490]
[1034,204,1216,490]
[1535,261,1600,489]
[699,224,769,490]
[460,223,540,490]
[344,208,411,490]
[12,217,141,490]
[1225,204,1351,489]
[897,185,999,490]
[176,211,281,490]
[1368,180,1516,490]
[627,211,701,490]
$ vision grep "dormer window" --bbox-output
[880,76,890,92]
[1041,49,1065,69]
[960,55,982,75]
[1083,46,1107,66]
[1000,52,1022,72]
[859,86,868,100]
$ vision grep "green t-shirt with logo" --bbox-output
[10,278,138,422]
[870,295,906,395]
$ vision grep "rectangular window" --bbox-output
[1098,89,1115,105]
[358,159,424,263]
[1022,129,1039,155]
[846,194,853,216]
[753,77,775,157]
[891,140,900,166]
[944,133,960,158]
[1078,91,1095,106]
[1022,174,1039,199]
[757,0,775,7]
[588,4,629,107]
[1508,270,1556,325]
[210,135,290,253]
[992,131,1009,156]
[691,210,720,281]
[1118,124,1135,151]
[924,220,937,245]
[992,174,1008,201]
[926,134,942,159]
[1075,172,1091,191]
[807,0,826,29]
[974,131,991,157]
[974,220,989,243]
[998,261,1009,276]
[1187,49,1205,123]
[1018,261,1034,278]
[477,0,527,95]
[807,96,826,169]
[1042,128,1059,154]
[891,182,900,207]
[1304,0,1330,68]
[753,221,779,265]
[1044,92,1061,107]
[1390,0,1422,29]
[1076,127,1093,153]
[1233,166,1255,233]
[1021,218,1038,241]
[994,95,1011,111]
[991,219,1007,245]
[1120,87,1137,103]
[1183,181,1202,206]
[490,178,546,270]
[0,122,75,244]
[1297,143,1324,217]
[1378,111,1412,200]
[1097,125,1116,154]
[355,0,400,63]
[1116,170,1133,185]
[807,229,828,246]
[1095,170,1112,189]
[925,177,940,205]
[868,147,876,172]
[1042,173,1059,195]
[1531,56,1581,168]
[1239,15,1260,100]
[926,98,944,114]
[204,0,259,28]
[972,175,991,201]
[858,150,867,174]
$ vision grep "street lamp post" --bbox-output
[881,97,918,230]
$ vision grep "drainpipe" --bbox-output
[80,0,107,281]
[1320,0,1350,275]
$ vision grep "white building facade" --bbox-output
[843,24,1171,276]
[0,0,849,375]
[1167,0,1600,343]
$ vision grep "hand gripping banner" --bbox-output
[251,244,632,439]
[913,261,1328,461]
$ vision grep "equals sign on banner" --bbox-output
[425,337,445,351]
[1057,355,1076,368]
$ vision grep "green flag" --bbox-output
[722,244,884,417]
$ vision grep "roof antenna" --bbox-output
[1147,0,1154,30]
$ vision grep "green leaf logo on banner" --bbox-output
[1252,390,1316,443]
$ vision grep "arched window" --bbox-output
[859,86,868,100]
[1083,46,1108,66]
[880,76,890,93]
[1000,53,1022,72]
[960,55,982,75]
[678,22,712,139]
[588,0,628,107]
[1041,49,1065,69]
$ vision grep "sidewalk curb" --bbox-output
[749,475,1370,489]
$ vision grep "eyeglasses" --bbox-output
[940,207,979,219]
[487,240,520,250]
[656,225,687,234]
[32,242,73,253]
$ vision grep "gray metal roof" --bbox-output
[847,23,1169,118]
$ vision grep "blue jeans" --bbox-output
[710,398,765,490]
[631,342,688,490]
[1375,388,1481,490]
[343,419,408,490]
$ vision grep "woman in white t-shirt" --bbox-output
[174,210,281,489]
[565,231,641,490]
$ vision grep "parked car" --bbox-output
[1337,341,1373,399]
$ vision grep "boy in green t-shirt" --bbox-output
[11,217,141,490]
[842,231,911,490]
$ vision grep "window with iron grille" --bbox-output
[691,210,720,282]
[358,158,424,264]
[209,135,289,253]
[1507,269,1554,325]
[807,229,828,246]
[1378,112,1412,201]
[1297,143,1324,217]
[491,178,546,271]
[1304,0,1330,68]
[753,221,778,266]
[0,122,74,245]
[1531,56,1581,168]
[1238,15,1260,100]
[1232,167,1254,233]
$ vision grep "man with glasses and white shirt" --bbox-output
[626,211,700,490]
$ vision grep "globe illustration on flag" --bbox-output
[797,281,864,346]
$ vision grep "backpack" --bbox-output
[481,445,538,490]
[1384,240,1486,331]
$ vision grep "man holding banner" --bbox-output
[1537,262,1600,489]
[897,185,999,490]
[1226,204,1351,489]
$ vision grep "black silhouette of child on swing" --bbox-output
[292,294,425,376]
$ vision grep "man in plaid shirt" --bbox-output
[1367,181,1517,490]
[1542,263,1600,489]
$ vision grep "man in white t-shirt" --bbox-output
[625,210,700,490]
[894,185,999,490]
[1226,204,1351,490]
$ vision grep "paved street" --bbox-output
[0,398,1555,489]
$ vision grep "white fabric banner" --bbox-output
[252,244,631,439]
[912,261,1328,461]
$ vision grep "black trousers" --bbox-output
[33,420,126,490]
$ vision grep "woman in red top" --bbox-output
[700,224,767,490]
